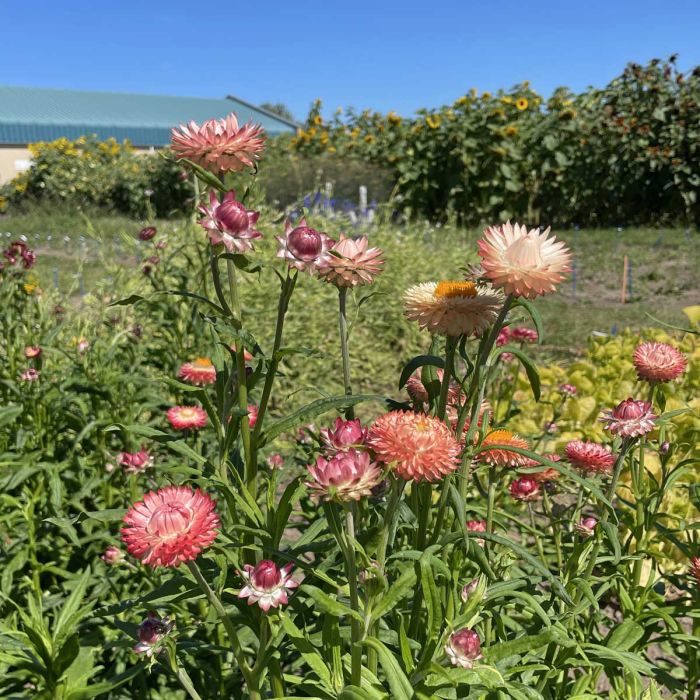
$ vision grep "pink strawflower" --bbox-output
[117,449,154,474]
[101,546,123,565]
[477,430,530,468]
[510,326,538,343]
[510,476,540,501]
[368,410,461,482]
[496,327,511,346]
[267,453,284,469]
[559,383,577,396]
[445,629,482,668]
[544,421,558,434]
[500,351,514,362]
[134,612,175,656]
[171,113,265,173]
[121,486,219,568]
[20,368,40,382]
[247,404,258,429]
[320,417,368,451]
[198,190,262,253]
[321,233,385,287]
[276,217,334,273]
[460,579,479,602]
[238,560,298,612]
[565,440,615,474]
[178,357,217,386]
[478,221,571,299]
[306,449,382,502]
[600,398,657,438]
[138,226,157,241]
[405,368,461,406]
[24,346,41,359]
[574,516,598,538]
[633,342,687,383]
[167,405,208,431]
[466,519,487,546]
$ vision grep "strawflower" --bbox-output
[565,440,615,474]
[477,221,571,299]
[276,217,334,273]
[178,358,217,386]
[138,226,157,241]
[171,113,265,173]
[509,476,540,501]
[403,281,503,336]
[574,516,598,538]
[238,560,298,611]
[320,233,385,287]
[405,368,461,406]
[167,406,208,431]
[320,417,368,451]
[134,612,175,656]
[633,341,687,383]
[198,190,262,253]
[368,410,461,482]
[510,326,538,343]
[445,629,482,668]
[121,486,219,568]
[600,398,657,438]
[24,346,41,359]
[477,430,530,468]
[117,449,154,474]
[20,368,39,382]
[466,519,487,546]
[306,449,382,502]
[101,546,123,565]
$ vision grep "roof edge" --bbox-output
[226,94,300,129]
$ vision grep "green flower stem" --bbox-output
[186,561,259,699]
[344,503,363,687]
[171,659,203,700]
[528,502,548,566]
[338,287,354,419]
[437,336,458,420]
[542,489,563,571]
[632,437,647,590]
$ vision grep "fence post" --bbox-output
[359,186,367,217]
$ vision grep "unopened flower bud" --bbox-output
[445,628,482,668]
[138,226,157,241]
[460,579,479,602]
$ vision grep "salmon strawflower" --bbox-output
[565,440,615,474]
[178,358,217,386]
[167,405,208,431]
[633,341,687,383]
[306,449,382,502]
[477,221,571,299]
[320,233,385,287]
[171,113,265,173]
[121,486,219,568]
[403,281,503,337]
[600,398,657,439]
[477,429,530,468]
[198,190,262,253]
[368,410,461,482]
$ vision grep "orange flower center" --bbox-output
[484,429,514,444]
[193,357,213,368]
[435,281,477,299]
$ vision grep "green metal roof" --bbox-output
[0,86,297,146]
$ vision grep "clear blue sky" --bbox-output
[3,0,698,120]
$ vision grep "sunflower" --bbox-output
[516,98,529,111]
[426,115,442,129]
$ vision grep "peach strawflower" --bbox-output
[24,346,41,359]
[510,476,540,501]
[321,233,385,287]
[403,281,503,337]
[276,217,335,273]
[368,410,461,482]
[477,429,530,468]
[171,113,265,173]
[565,440,615,474]
[121,486,219,568]
[167,405,208,431]
[633,342,687,383]
[198,190,262,253]
[445,629,482,668]
[178,358,217,386]
[600,398,657,438]
[238,560,298,611]
[306,449,382,502]
[477,221,571,299]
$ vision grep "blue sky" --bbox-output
[3,0,698,120]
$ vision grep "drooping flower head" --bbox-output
[565,440,615,474]
[121,486,219,568]
[477,430,530,468]
[276,217,334,273]
[178,357,217,386]
[445,628,482,668]
[477,221,571,299]
[509,476,540,501]
[320,233,385,287]
[368,410,461,482]
[24,346,41,359]
[404,281,503,337]
[238,560,298,611]
[600,398,657,438]
[198,190,262,253]
[134,612,175,656]
[101,546,123,565]
[306,449,382,502]
[20,368,40,382]
[633,342,687,383]
[117,449,154,474]
[167,405,208,431]
[574,516,598,538]
[320,417,368,451]
[171,113,265,173]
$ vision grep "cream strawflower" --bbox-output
[321,233,385,287]
[478,221,571,299]
[404,281,503,337]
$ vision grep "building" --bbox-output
[0,85,298,183]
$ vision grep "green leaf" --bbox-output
[370,567,417,623]
[493,347,540,401]
[180,157,226,191]
[300,585,364,623]
[108,294,145,307]
[279,613,333,690]
[398,355,444,391]
[598,520,621,564]
[262,395,384,444]
[362,637,415,699]
[487,628,569,663]
[605,620,644,651]
[53,569,92,647]
[0,405,22,428]
[513,299,544,344]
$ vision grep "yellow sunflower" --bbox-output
[516,98,529,111]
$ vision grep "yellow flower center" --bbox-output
[193,357,213,368]
[434,281,478,299]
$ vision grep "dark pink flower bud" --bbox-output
[659,441,670,456]
[445,628,482,668]
[138,226,157,241]
[287,226,325,262]
[101,546,123,565]
[320,417,368,451]
[217,199,253,234]
[509,476,540,501]
[251,560,282,589]
[134,612,175,656]
[574,516,598,538]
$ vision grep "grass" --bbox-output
[2,206,697,405]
